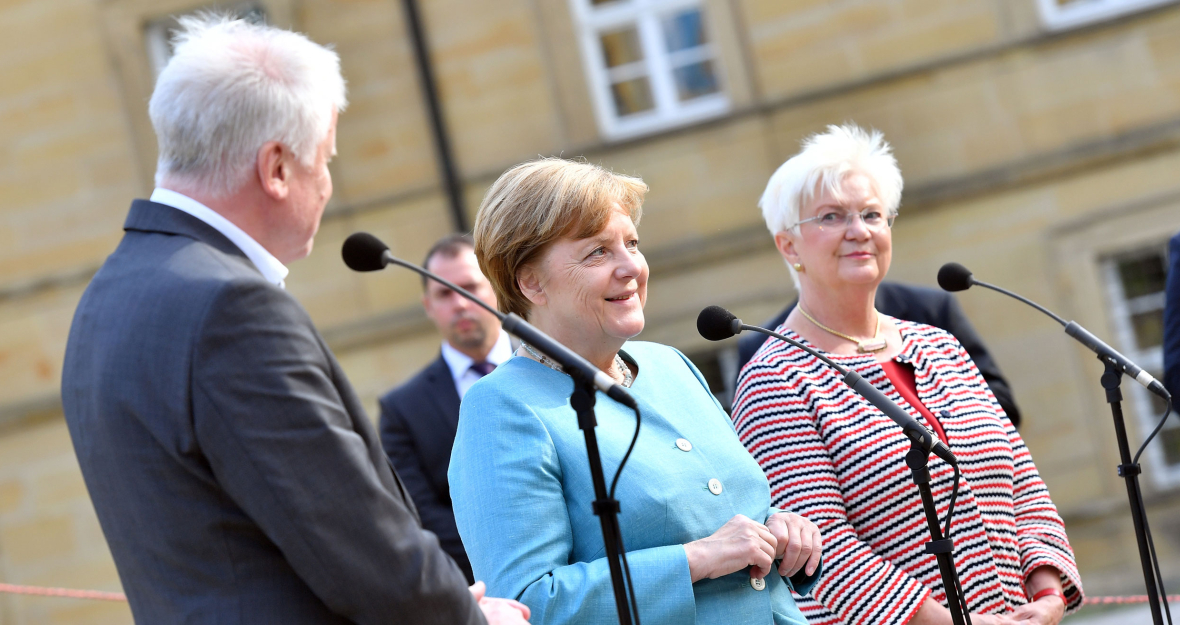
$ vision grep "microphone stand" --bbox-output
[368,251,637,625]
[503,315,637,625]
[737,322,969,625]
[905,442,967,625]
[568,374,632,625]
[1100,358,1164,625]
[964,278,1170,625]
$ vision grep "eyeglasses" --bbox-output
[790,208,896,232]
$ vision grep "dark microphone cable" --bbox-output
[698,305,971,621]
[344,231,643,624]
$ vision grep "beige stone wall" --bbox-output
[4,0,1180,621]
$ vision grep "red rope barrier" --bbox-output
[0,583,126,602]
[1084,595,1180,605]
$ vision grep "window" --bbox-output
[1102,243,1180,487]
[1036,0,1177,31]
[145,3,267,77]
[570,0,729,140]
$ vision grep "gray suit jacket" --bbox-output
[61,200,484,624]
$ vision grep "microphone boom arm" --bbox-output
[972,281,1067,326]
[739,324,948,461]
[379,250,636,408]
[382,252,503,319]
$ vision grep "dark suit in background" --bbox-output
[736,280,1023,427]
[1163,232,1180,401]
[61,202,482,624]
[380,356,472,583]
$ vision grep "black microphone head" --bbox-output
[937,262,974,292]
[342,232,390,272]
[697,305,740,341]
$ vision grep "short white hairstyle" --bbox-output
[758,123,902,288]
[149,14,348,197]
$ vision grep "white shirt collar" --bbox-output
[150,188,289,288]
[440,329,513,385]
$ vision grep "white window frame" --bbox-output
[1036,0,1177,32]
[569,0,729,141]
[1101,244,1180,489]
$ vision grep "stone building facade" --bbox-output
[2,0,1179,622]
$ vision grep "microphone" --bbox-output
[937,262,1170,400]
[342,232,637,409]
[699,306,957,466]
[936,262,973,293]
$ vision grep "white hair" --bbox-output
[149,14,348,198]
[758,123,903,288]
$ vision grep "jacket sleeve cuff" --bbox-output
[1022,550,1085,614]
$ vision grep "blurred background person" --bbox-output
[449,158,823,624]
[1164,230,1180,400]
[732,124,1082,625]
[735,281,1023,428]
[379,233,514,584]
[60,15,527,624]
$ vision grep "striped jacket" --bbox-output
[732,318,1083,624]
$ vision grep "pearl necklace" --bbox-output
[519,341,634,388]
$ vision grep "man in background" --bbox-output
[380,234,514,584]
[736,281,1023,427]
[60,15,527,624]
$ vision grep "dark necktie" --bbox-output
[470,361,496,378]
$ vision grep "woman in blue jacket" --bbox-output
[448,158,822,624]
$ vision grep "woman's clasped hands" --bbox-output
[684,513,822,583]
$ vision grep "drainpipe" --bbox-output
[400,0,468,232]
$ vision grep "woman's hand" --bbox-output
[1008,597,1064,624]
[470,581,532,624]
[684,514,778,583]
[766,512,822,578]
[1011,566,1065,624]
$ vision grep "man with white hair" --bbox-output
[61,15,528,624]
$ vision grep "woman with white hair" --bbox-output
[730,124,1083,625]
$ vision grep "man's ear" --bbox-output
[517,264,547,308]
[257,141,290,201]
[774,231,800,265]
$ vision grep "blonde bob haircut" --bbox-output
[474,158,647,319]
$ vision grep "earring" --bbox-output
[793,263,804,272]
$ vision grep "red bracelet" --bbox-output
[1031,587,1066,604]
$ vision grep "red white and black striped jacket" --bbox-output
[732,318,1083,625]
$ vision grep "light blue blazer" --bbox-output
[449,341,820,624]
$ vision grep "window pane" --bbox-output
[662,9,706,52]
[1130,309,1165,350]
[600,27,643,68]
[1160,428,1180,467]
[672,60,719,101]
[610,77,654,116]
[1117,252,1167,299]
